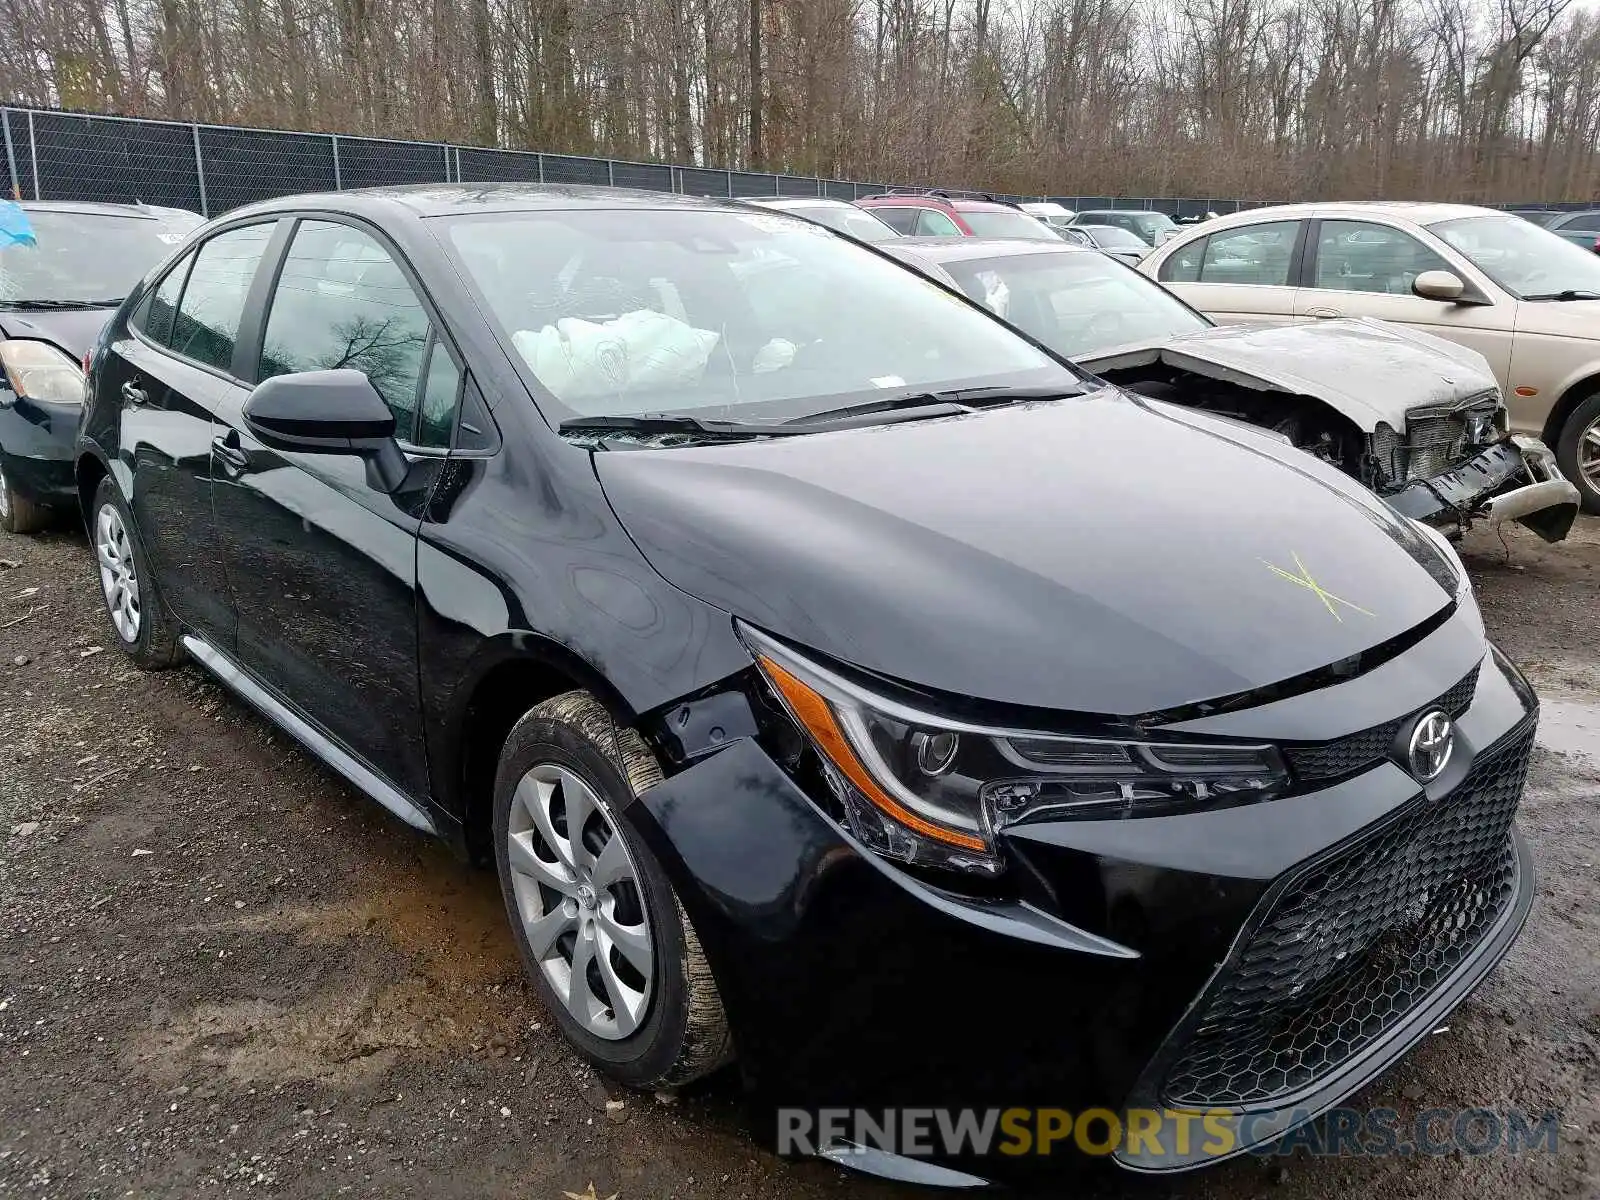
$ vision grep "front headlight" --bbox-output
[741,625,1289,876]
[1409,518,1469,597]
[0,339,85,406]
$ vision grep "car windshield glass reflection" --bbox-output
[0,211,196,303]
[445,208,1082,426]
[1428,214,1600,299]
[941,251,1210,357]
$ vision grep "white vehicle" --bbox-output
[1018,201,1076,232]
[882,236,1579,542]
[1142,201,1600,511]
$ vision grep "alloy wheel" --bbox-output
[1580,414,1600,490]
[95,503,141,643]
[505,763,654,1040]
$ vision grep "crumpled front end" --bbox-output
[1370,398,1580,543]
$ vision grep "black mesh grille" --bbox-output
[1284,665,1479,784]
[1160,718,1533,1109]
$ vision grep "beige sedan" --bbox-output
[1141,202,1600,511]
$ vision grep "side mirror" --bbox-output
[1412,270,1466,302]
[243,368,408,493]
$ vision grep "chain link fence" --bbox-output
[1,104,1585,219]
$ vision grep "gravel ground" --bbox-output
[1,517,1597,1200]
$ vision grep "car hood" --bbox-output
[593,390,1457,715]
[0,305,115,360]
[1513,297,1600,338]
[1079,318,1499,432]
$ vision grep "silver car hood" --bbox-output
[1079,318,1500,432]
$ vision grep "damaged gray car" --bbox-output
[882,237,1580,542]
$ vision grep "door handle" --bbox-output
[1305,306,1342,319]
[121,379,149,406]
[212,431,252,475]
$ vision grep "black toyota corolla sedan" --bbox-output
[77,186,1536,1184]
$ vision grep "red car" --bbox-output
[856,190,1060,240]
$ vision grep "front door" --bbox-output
[211,217,454,801]
[1294,219,1515,380]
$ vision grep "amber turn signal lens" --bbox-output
[758,655,989,853]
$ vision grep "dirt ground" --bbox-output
[1,517,1597,1200]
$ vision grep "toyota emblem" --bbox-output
[1407,710,1455,783]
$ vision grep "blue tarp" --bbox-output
[1,200,36,247]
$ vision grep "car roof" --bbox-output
[745,197,855,210]
[15,200,193,220]
[221,183,754,222]
[859,194,1015,212]
[1076,209,1171,219]
[1188,200,1502,229]
[888,237,1090,263]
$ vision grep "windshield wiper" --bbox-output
[1521,289,1600,301]
[0,298,121,310]
[782,384,1086,427]
[558,413,808,441]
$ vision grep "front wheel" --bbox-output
[1555,391,1600,515]
[0,458,50,535]
[493,690,731,1088]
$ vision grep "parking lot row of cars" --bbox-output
[0,180,1588,1184]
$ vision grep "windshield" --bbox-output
[1083,225,1147,250]
[785,204,900,243]
[1427,214,1600,299]
[939,250,1210,357]
[959,210,1061,240]
[445,208,1081,425]
[0,209,198,304]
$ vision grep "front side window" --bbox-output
[1428,213,1600,299]
[0,208,197,305]
[914,209,963,236]
[169,223,275,372]
[445,208,1080,426]
[259,220,432,436]
[1311,220,1451,295]
[1159,237,1207,282]
[1197,222,1300,286]
[942,251,1210,358]
[959,210,1058,240]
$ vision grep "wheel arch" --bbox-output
[445,634,638,866]
[1540,371,1600,448]
[74,448,112,530]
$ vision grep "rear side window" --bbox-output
[259,220,433,439]
[1196,222,1300,286]
[169,224,275,372]
[1561,213,1600,232]
[872,207,920,235]
[132,253,194,347]
[1159,238,1207,282]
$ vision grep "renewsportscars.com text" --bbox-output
[776,1106,1561,1160]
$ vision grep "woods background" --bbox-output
[3,0,1598,203]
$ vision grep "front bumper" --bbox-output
[0,396,81,509]
[625,625,1539,1182]
[1386,434,1579,543]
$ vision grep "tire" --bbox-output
[0,457,50,535]
[90,477,183,669]
[493,690,732,1088]
[1554,391,1600,515]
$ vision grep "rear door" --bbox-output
[100,221,282,642]
[210,215,457,801]
[1156,219,1307,325]
[1294,217,1515,380]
